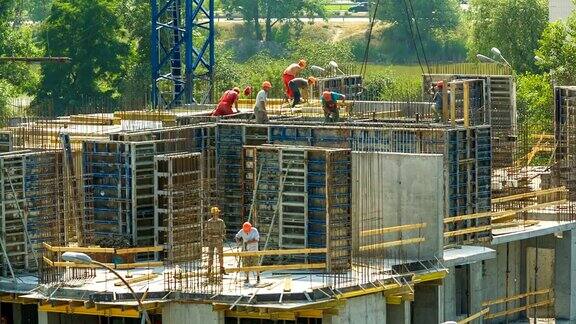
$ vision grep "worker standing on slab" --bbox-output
[211,87,241,117]
[205,206,226,276]
[321,91,346,123]
[282,59,307,100]
[235,222,260,284]
[288,77,316,108]
[432,81,447,122]
[254,81,271,124]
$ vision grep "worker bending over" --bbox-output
[283,59,307,100]
[211,87,241,117]
[254,81,272,124]
[235,222,260,284]
[321,90,346,122]
[288,77,316,108]
[205,206,226,276]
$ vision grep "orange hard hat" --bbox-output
[242,222,252,233]
[308,76,317,85]
[436,81,444,89]
[298,59,307,68]
[243,86,253,96]
[262,81,272,89]
[232,87,241,93]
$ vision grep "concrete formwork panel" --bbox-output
[351,152,444,261]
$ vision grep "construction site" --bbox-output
[0,1,576,324]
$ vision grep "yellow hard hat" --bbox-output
[211,206,221,214]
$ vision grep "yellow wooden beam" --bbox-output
[226,263,326,273]
[414,269,449,283]
[485,299,554,320]
[360,223,427,237]
[492,199,568,222]
[492,187,567,203]
[114,273,159,286]
[491,220,539,229]
[386,296,402,305]
[39,303,141,318]
[457,308,489,324]
[115,261,163,270]
[223,248,326,257]
[359,237,425,252]
[50,261,163,269]
[444,225,492,238]
[337,283,402,299]
[444,211,499,223]
[42,243,115,254]
[482,288,552,307]
[116,246,165,255]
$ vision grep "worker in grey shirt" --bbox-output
[288,76,316,108]
[235,222,261,284]
[254,81,271,123]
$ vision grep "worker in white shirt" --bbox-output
[235,222,260,284]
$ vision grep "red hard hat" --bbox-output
[243,222,252,233]
[436,81,444,89]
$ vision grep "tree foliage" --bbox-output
[516,73,553,137]
[535,14,576,86]
[35,0,130,115]
[221,0,325,41]
[467,0,548,72]
[374,0,465,63]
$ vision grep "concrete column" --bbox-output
[323,293,386,324]
[443,266,456,320]
[413,284,444,324]
[12,303,21,324]
[386,301,410,324]
[37,311,59,324]
[163,302,224,324]
[469,262,484,323]
[555,230,576,322]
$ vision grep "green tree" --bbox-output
[467,0,548,72]
[516,73,553,137]
[535,14,576,85]
[221,0,325,41]
[35,0,130,115]
[375,0,465,63]
[0,0,40,123]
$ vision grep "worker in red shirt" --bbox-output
[211,87,242,116]
[282,59,307,100]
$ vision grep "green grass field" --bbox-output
[325,4,352,11]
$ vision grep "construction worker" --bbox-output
[288,77,316,108]
[235,221,260,284]
[211,87,241,117]
[321,91,346,123]
[255,81,272,124]
[282,59,307,100]
[205,206,226,275]
[432,81,448,122]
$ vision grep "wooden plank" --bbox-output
[283,278,292,292]
[223,248,327,257]
[360,223,427,237]
[44,244,115,254]
[115,246,164,255]
[492,199,568,222]
[226,263,326,273]
[114,273,158,286]
[444,211,500,223]
[42,256,53,267]
[481,288,552,307]
[457,308,489,324]
[484,299,553,320]
[450,85,456,126]
[444,225,492,238]
[359,237,425,252]
[51,261,163,269]
[492,187,567,203]
[115,261,163,270]
[491,220,539,229]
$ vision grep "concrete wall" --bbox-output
[443,262,484,323]
[413,284,444,323]
[351,152,444,260]
[324,293,386,324]
[163,302,224,324]
[550,0,576,21]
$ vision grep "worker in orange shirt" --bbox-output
[282,59,307,100]
[212,87,242,117]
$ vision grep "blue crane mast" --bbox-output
[151,0,215,109]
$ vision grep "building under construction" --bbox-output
[0,66,575,324]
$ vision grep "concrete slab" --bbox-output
[442,245,496,267]
[492,221,576,245]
